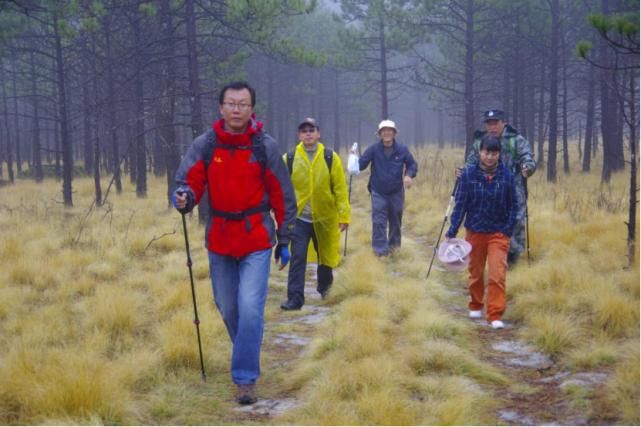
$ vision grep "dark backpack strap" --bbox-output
[287,147,332,176]
[286,151,295,175]
[210,202,271,220]
[210,202,271,232]
[203,130,217,172]
[324,147,333,171]
[250,132,268,188]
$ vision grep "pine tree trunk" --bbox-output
[53,11,73,206]
[582,66,595,173]
[0,61,14,183]
[30,51,43,182]
[547,0,559,182]
[104,14,122,193]
[11,52,22,174]
[537,62,546,168]
[133,8,147,198]
[378,17,389,120]
[463,0,475,159]
[333,69,341,152]
[626,69,638,267]
[561,22,570,174]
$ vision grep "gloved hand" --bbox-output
[172,190,193,214]
[274,243,290,270]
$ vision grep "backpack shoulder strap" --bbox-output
[324,147,333,172]
[203,130,217,172]
[286,151,295,175]
[251,132,267,165]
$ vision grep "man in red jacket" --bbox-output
[174,81,296,405]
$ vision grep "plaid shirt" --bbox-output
[446,162,518,238]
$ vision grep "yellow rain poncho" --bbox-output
[285,142,351,268]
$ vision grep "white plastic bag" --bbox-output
[347,142,360,175]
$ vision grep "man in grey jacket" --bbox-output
[357,120,418,257]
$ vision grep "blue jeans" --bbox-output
[208,248,271,385]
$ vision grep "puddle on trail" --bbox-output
[491,340,554,369]
[273,333,312,347]
[233,398,299,417]
[280,305,331,325]
[497,409,536,426]
[559,372,608,391]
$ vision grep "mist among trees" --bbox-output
[0,0,637,206]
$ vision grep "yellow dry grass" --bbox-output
[0,144,638,425]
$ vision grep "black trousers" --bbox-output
[286,219,333,305]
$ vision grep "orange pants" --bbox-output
[465,230,510,322]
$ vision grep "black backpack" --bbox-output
[286,147,333,175]
[202,130,270,225]
[203,130,267,175]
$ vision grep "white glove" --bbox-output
[347,142,360,175]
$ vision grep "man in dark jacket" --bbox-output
[173,81,297,405]
[356,119,418,256]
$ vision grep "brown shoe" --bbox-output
[236,384,257,405]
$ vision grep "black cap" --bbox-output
[483,109,505,122]
[298,117,318,130]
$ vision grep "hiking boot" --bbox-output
[236,384,257,405]
[469,310,482,319]
[491,320,505,329]
[280,299,302,311]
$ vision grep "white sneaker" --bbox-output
[491,320,505,329]
[469,310,482,319]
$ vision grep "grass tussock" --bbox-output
[605,340,640,425]
[0,344,132,424]
[405,340,508,385]
[522,312,583,356]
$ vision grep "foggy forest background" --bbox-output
[0,0,637,208]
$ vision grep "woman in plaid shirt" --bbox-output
[445,135,518,329]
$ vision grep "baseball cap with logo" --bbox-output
[483,109,505,122]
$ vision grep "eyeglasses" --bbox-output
[299,128,316,134]
[222,102,251,111]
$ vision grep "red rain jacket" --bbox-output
[175,118,296,257]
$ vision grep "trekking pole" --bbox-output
[343,174,353,257]
[524,177,530,265]
[343,142,359,257]
[426,179,459,279]
[180,212,207,382]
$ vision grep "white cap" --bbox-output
[437,238,472,272]
[377,119,397,133]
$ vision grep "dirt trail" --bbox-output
[419,235,613,426]
[226,234,613,425]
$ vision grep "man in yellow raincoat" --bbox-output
[280,118,351,310]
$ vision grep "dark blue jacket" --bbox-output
[446,162,518,238]
[359,140,418,195]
